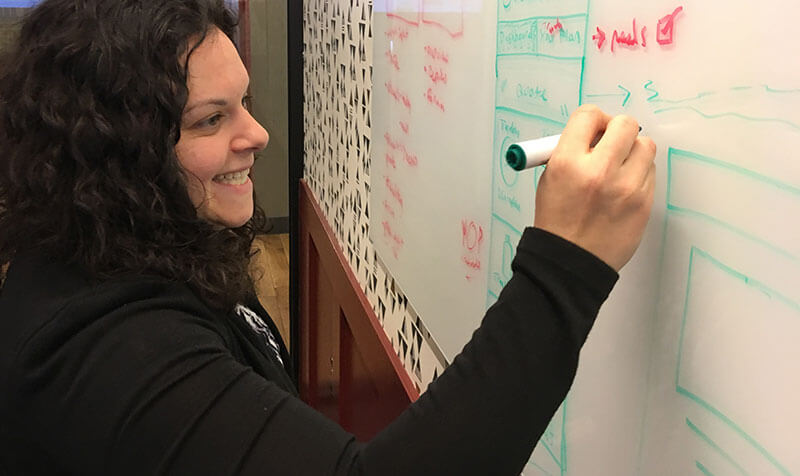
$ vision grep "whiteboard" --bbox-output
[370,0,800,474]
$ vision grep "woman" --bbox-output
[0,1,655,475]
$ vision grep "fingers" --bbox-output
[620,136,657,187]
[593,114,640,166]
[556,104,612,159]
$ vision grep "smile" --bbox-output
[213,168,250,185]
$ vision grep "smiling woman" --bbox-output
[176,27,269,228]
[0,0,267,312]
[0,0,657,475]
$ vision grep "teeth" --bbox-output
[214,169,250,185]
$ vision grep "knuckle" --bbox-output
[612,114,639,132]
[609,176,642,202]
[639,136,657,156]
[615,182,637,200]
[575,103,601,116]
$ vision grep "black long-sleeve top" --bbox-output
[0,228,617,475]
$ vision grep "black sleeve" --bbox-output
[8,227,616,476]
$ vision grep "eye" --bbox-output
[197,113,223,129]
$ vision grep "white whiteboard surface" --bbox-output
[369,1,800,474]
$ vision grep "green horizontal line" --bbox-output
[497,52,584,61]
[494,106,566,127]
[498,13,587,25]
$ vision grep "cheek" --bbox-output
[175,139,227,202]
[176,144,224,181]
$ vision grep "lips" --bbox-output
[213,168,250,185]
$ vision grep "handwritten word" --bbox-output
[384,132,401,150]
[424,45,449,63]
[461,220,484,279]
[592,6,683,53]
[384,175,404,208]
[499,118,520,138]
[545,18,563,36]
[541,23,581,45]
[385,81,411,110]
[461,220,484,251]
[498,189,521,211]
[385,26,408,41]
[424,87,445,112]
[403,150,418,167]
[383,199,396,218]
[611,18,645,51]
[462,256,481,270]
[384,132,419,168]
[385,49,400,71]
[381,220,404,258]
[517,83,548,102]
[424,64,448,84]
[386,153,396,169]
[497,24,535,52]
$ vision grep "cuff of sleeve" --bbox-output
[515,227,619,301]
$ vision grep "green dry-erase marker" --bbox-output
[505,135,561,171]
[506,126,642,171]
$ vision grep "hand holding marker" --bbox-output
[506,126,643,171]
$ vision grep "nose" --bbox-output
[232,110,269,153]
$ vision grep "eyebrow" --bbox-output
[184,82,252,115]
[184,98,229,115]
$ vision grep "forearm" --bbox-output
[353,227,618,475]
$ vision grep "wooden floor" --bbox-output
[251,234,291,350]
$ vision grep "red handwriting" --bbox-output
[399,121,409,134]
[385,81,411,110]
[403,149,418,167]
[424,45,449,63]
[383,199,396,218]
[461,220,484,251]
[386,153,396,169]
[424,87,445,112]
[384,132,400,150]
[424,64,448,84]
[386,49,400,71]
[385,26,409,41]
[462,256,481,270]
[461,220,484,280]
[592,6,683,52]
[657,6,683,45]
[381,220,404,258]
[592,26,606,49]
[545,18,563,36]
[384,176,403,208]
[385,132,419,168]
[610,18,642,52]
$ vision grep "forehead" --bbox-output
[185,28,248,96]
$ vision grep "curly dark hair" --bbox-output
[0,0,268,311]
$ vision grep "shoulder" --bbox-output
[0,253,233,393]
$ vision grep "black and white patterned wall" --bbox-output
[302,0,447,392]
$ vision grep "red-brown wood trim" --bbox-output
[237,0,251,72]
[298,179,420,425]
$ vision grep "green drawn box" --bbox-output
[675,246,799,476]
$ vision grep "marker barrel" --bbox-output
[505,135,561,171]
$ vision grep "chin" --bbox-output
[222,212,254,229]
[202,206,254,229]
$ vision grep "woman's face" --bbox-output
[175,27,268,228]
